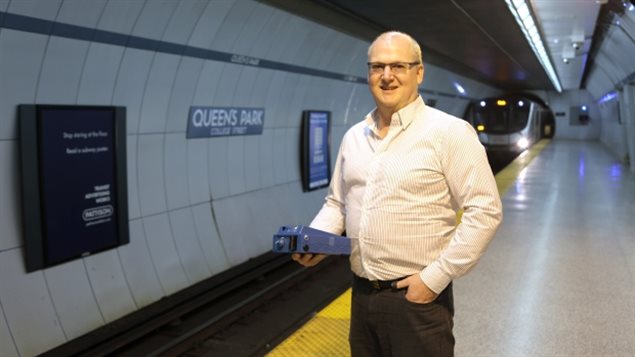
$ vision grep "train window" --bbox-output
[474,107,507,133]
[471,98,531,134]
[510,104,530,131]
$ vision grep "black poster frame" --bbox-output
[19,104,129,272]
[300,110,331,192]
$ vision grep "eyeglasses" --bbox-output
[367,62,420,75]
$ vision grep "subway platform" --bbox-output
[267,139,635,357]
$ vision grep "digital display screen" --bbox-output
[19,105,129,272]
[301,110,331,192]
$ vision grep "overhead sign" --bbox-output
[186,106,265,138]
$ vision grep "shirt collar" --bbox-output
[364,95,425,134]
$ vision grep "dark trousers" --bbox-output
[349,275,455,357]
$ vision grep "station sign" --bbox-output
[186,106,265,138]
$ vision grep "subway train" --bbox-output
[463,94,555,153]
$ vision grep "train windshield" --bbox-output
[473,101,530,133]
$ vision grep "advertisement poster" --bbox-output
[307,111,330,190]
[38,108,119,265]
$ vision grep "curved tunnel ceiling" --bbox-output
[259,0,634,93]
[323,0,551,91]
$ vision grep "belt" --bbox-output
[353,275,406,291]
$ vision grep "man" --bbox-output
[293,31,502,356]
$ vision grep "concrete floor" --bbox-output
[454,140,635,357]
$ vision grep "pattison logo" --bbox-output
[82,205,113,221]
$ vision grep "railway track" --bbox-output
[41,253,351,357]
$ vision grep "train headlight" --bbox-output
[476,124,485,132]
[517,137,530,149]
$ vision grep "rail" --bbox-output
[40,253,349,356]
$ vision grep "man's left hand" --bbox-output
[394,274,438,304]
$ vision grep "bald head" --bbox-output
[368,31,423,64]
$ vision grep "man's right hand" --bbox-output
[291,253,328,267]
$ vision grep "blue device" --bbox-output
[272,225,350,255]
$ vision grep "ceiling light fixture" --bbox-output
[453,82,466,95]
[504,0,563,92]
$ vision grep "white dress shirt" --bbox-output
[310,96,502,293]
